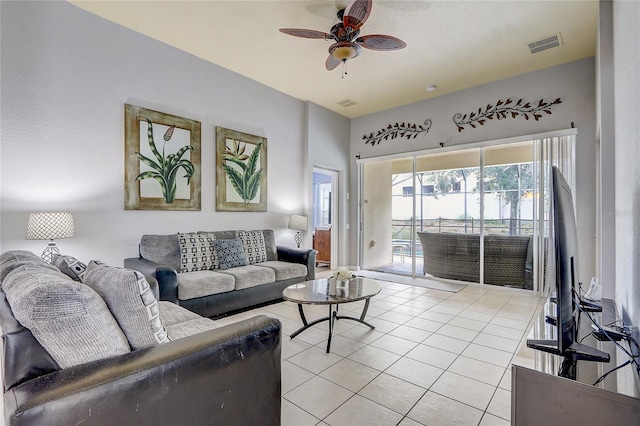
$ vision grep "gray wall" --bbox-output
[349,58,598,284]
[307,102,351,266]
[0,1,348,265]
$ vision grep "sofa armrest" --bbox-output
[124,257,178,303]
[4,315,282,426]
[277,246,316,280]
[156,266,179,303]
[124,257,159,280]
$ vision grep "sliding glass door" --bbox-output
[359,131,576,291]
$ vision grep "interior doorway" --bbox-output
[312,167,338,270]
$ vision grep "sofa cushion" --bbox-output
[157,300,217,339]
[237,230,267,264]
[140,234,181,270]
[214,239,248,270]
[178,232,217,272]
[52,254,87,282]
[177,270,235,300]
[84,261,169,350]
[256,261,307,281]
[158,300,202,326]
[165,318,218,340]
[219,265,276,290]
[207,230,237,240]
[3,264,130,368]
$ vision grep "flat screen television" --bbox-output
[526,166,609,379]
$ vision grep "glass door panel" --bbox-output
[415,149,481,281]
[482,142,536,289]
[389,158,415,275]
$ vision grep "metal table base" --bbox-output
[289,298,376,353]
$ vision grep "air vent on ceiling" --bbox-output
[528,33,563,54]
[335,98,359,108]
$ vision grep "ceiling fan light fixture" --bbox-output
[329,41,361,61]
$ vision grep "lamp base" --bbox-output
[41,242,59,263]
[294,232,302,248]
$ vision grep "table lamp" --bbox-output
[26,212,75,263]
[288,214,308,248]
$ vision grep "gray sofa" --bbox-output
[0,250,281,426]
[417,232,533,289]
[125,229,315,318]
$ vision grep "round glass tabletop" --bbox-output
[282,277,381,305]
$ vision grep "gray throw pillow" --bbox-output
[236,230,267,264]
[3,264,130,368]
[0,250,44,264]
[178,232,217,272]
[52,254,87,282]
[214,239,248,270]
[84,261,169,350]
[0,250,58,284]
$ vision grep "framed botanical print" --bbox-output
[124,104,201,210]
[215,127,267,212]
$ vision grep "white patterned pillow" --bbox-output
[237,230,267,264]
[177,232,217,272]
[214,239,248,270]
[84,261,169,350]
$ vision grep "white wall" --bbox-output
[0,1,320,265]
[596,0,616,300]
[349,58,598,284]
[612,0,640,328]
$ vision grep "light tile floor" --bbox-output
[217,277,544,426]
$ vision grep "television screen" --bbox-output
[527,166,609,379]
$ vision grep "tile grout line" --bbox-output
[276,277,537,425]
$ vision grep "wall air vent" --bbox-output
[528,33,563,54]
[335,98,359,108]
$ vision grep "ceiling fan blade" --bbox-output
[343,0,372,30]
[326,55,341,71]
[279,28,331,39]
[356,34,407,51]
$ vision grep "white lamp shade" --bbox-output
[288,215,308,232]
[26,212,75,240]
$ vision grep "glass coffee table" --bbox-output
[282,277,381,353]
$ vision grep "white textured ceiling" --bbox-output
[70,0,599,118]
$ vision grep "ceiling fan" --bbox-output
[279,0,406,75]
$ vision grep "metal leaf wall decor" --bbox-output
[452,97,562,132]
[363,119,432,146]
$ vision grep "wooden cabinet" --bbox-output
[313,228,331,266]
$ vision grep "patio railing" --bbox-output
[390,217,548,259]
[392,217,542,238]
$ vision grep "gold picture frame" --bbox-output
[124,104,201,210]
[215,127,267,212]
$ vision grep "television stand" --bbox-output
[526,339,610,380]
[514,298,640,423]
